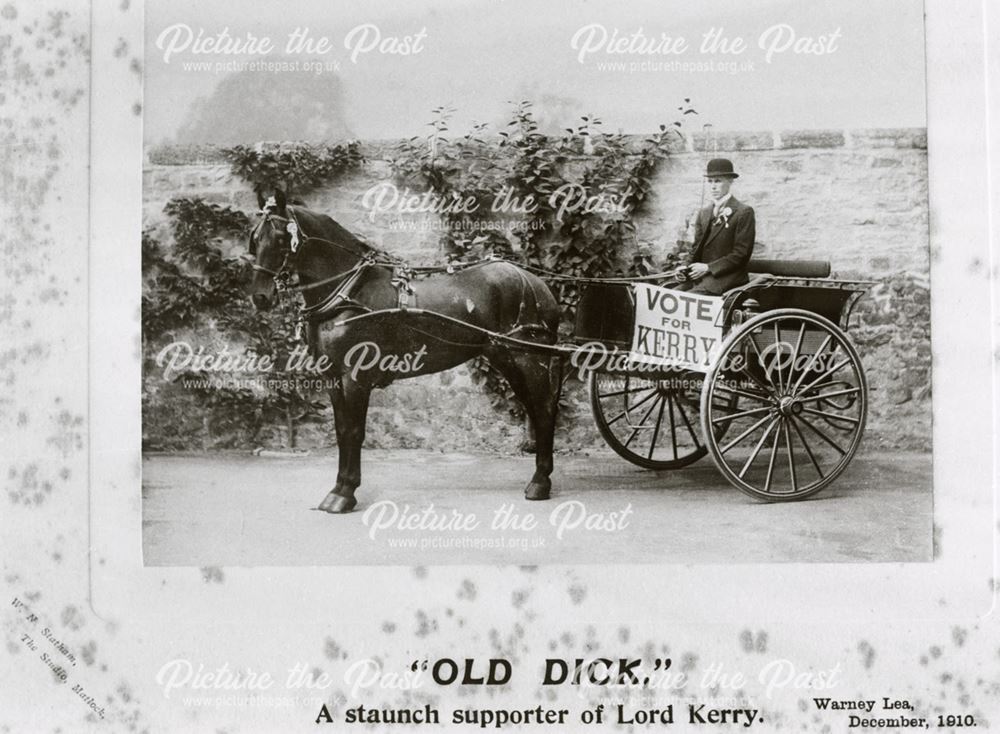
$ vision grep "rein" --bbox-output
[253,206,687,290]
[252,207,400,291]
[251,206,410,331]
[250,206,692,342]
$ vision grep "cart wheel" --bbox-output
[700,309,868,501]
[589,371,735,470]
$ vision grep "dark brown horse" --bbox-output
[247,189,563,513]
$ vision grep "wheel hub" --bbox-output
[777,396,800,416]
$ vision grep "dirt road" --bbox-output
[142,449,932,565]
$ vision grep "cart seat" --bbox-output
[747,258,830,278]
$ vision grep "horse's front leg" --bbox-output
[318,377,371,514]
[519,415,537,454]
[318,378,350,507]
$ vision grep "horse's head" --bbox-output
[247,188,298,311]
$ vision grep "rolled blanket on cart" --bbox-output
[748,259,831,278]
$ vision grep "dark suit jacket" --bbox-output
[688,196,756,295]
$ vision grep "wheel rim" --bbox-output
[590,371,735,470]
[700,310,867,501]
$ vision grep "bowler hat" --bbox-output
[704,158,739,178]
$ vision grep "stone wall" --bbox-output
[636,129,929,277]
[142,128,931,452]
[144,128,928,275]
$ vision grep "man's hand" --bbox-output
[688,262,710,280]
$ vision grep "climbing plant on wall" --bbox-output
[221,141,364,198]
[142,199,328,450]
[389,100,695,317]
[143,142,365,450]
[387,100,696,416]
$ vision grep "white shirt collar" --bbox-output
[712,193,732,214]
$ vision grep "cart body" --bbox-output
[575,259,872,501]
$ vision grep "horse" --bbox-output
[246,189,564,514]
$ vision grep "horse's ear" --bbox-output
[273,188,287,213]
[256,189,266,211]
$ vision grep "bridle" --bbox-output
[249,203,389,294]
[249,209,297,287]
[248,203,419,334]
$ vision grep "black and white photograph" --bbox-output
[140,1,932,565]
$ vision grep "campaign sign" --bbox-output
[629,283,724,372]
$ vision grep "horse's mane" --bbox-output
[288,204,374,255]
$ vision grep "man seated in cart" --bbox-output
[676,158,756,296]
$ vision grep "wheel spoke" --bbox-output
[790,416,824,478]
[795,415,847,455]
[647,394,667,460]
[763,422,781,493]
[667,393,678,459]
[607,388,658,426]
[720,413,775,455]
[801,407,860,425]
[624,395,664,448]
[794,386,861,405]
[783,419,798,494]
[672,392,702,448]
[791,333,833,393]
[772,321,784,393]
[738,417,779,478]
[794,357,854,398]
[715,385,773,405]
[597,387,634,399]
[615,386,657,415]
[710,405,771,425]
[787,321,806,388]
[739,365,775,396]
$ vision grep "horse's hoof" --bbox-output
[318,491,357,514]
[524,480,551,501]
[519,438,537,454]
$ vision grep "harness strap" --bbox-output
[300,260,375,319]
[513,259,687,283]
[252,263,283,278]
[287,255,386,293]
[253,207,690,346]
[390,266,416,311]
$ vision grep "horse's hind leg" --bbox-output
[318,377,371,514]
[487,350,562,501]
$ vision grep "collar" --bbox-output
[712,193,733,213]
